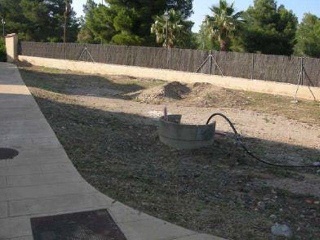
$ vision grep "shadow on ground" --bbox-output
[19,65,320,128]
[19,66,164,100]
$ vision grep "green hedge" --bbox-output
[0,38,7,62]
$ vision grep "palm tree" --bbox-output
[151,9,185,48]
[205,0,243,51]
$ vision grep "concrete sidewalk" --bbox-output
[0,62,224,240]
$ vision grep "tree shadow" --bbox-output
[18,65,161,100]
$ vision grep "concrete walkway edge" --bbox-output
[0,62,224,240]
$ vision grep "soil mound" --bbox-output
[135,81,251,107]
[186,82,251,107]
[136,81,190,103]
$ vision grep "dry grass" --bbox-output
[20,66,320,240]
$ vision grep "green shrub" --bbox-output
[0,38,7,62]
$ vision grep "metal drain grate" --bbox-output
[0,148,19,160]
[31,209,127,240]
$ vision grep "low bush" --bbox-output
[0,37,7,62]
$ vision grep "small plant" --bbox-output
[0,37,6,62]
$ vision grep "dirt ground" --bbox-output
[20,66,320,240]
[62,78,320,150]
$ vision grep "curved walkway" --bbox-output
[0,63,223,240]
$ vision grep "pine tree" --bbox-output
[0,0,79,42]
[294,13,320,58]
[242,0,297,55]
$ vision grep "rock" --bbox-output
[271,223,293,238]
[269,214,277,220]
[257,201,266,210]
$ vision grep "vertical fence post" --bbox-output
[300,57,304,85]
[251,54,254,80]
[64,42,66,60]
[166,48,171,70]
[125,46,129,65]
[166,48,168,69]
[169,48,172,69]
[211,50,216,75]
[209,51,213,75]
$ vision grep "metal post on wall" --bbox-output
[293,57,304,102]
[78,45,95,63]
[251,54,254,80]
[301,57,304,84]
[211,51,216,75]
[64,43,66,60]
[209,52,213,75]
[196,52,224,76]
[293,57,317,102]
[166,48,169,70]
[301,58,317,101]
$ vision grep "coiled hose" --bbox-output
[206,113,320,168]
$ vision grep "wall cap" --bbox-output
[5,33,17,38]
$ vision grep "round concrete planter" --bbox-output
[158,115,216,150]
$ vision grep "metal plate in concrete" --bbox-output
[0,148,19,160]
[31,209,127,240]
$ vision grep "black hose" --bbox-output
[206,113,320,168]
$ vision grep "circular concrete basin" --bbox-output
[158,115,216,150]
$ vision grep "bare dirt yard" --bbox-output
[20,65,320,240]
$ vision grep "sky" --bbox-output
[73,0,320,33]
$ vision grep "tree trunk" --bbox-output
[220,40,227,51]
